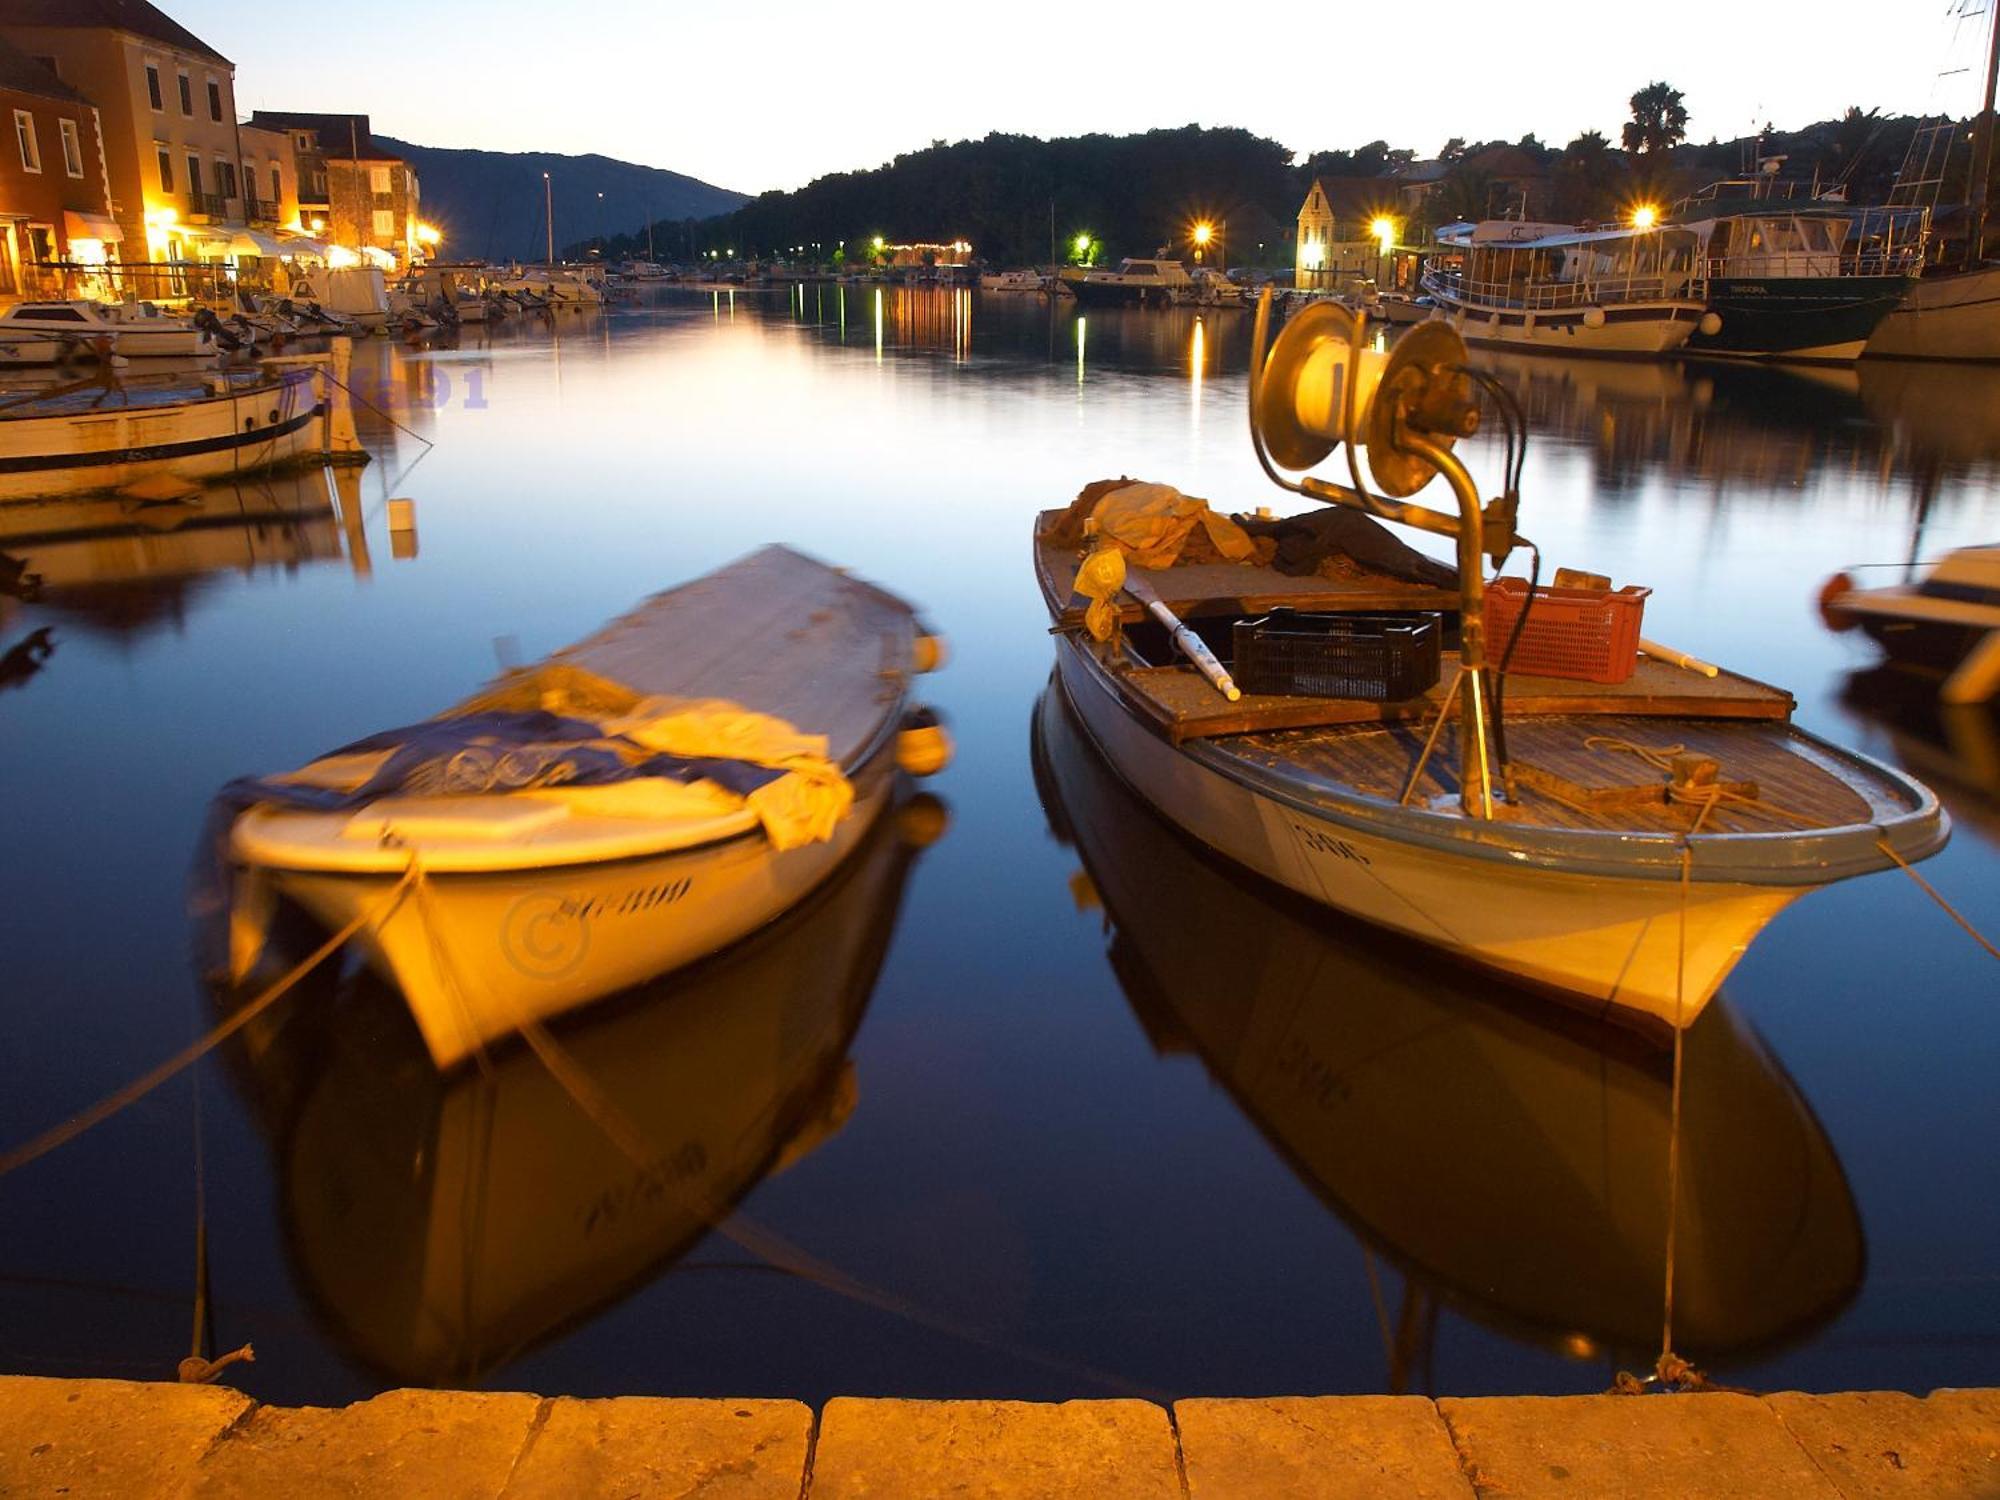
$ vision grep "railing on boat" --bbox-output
[1419,266,1703,311]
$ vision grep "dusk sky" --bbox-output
[187,0,1991,203]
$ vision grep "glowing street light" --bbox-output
[1192,221,1213,246]
[1370,216,1396,253]
[1631,203,1659,230]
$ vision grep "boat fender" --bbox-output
[1817,571,1860,631]
[1582,307,1606,329]
[896,705,953,776]
[1699,311,1723,337]
[894,791,951,848]
[911,629,949,674]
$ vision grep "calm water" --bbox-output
[0,288,1995,1405]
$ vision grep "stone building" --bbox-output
[1294,177,1395,292]
[247,111,419,267]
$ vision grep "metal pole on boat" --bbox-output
[1971,0,2000,269]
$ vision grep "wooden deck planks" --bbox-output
[1223,715,1894,835]
[1121,654,1794,744]
[1034,511,1460,626]
[548,545,916,765]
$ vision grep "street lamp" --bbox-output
[1630,203,1659,230]
[1370,216,1396,290]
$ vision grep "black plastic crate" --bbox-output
[1231,610,1441,701]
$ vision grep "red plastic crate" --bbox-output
[1483,577,1651,684]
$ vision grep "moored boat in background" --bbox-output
[1064,258,1193,309]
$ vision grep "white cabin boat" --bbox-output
[1422,221,1712,355]
[1865,263,2000,360]
[1822,545,2000,704]
[978,269,1046,292]
[0,351,360,503]
[221,546,948,1070]
[285,267,390,332]
[0,300,215,359]
[1065,258,1194,309]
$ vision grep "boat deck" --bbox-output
[1222,713,1917,836]
[0,369,279,419]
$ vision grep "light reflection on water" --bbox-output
[0,288,1994,1406]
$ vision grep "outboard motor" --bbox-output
[192,307,244,352]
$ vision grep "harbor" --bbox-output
[0,1,1997,1492]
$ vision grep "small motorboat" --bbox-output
[1064,258,1194,309]
[1036,299,1946,1035]
[0,299,216,359]
[978,269,1046,293]
[1821,545,2000,704]
[218,546,949,1070]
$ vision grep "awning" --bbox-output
[229,228,291,257]
[63,210,123,241]
[277,235,332,259]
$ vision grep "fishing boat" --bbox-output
[0,350,362,503]
[1821,545,2000,704]
[1034,683,1861,1364]
[1422,220,1713,355]
[0,299,216,359]
[212,784,940,1385]
[1035,300,1946,1034]
[1064,258,1194,309]
[219,546,949,1070]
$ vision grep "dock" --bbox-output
[2,1377,1994,1497]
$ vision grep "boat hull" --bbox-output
[264,764,901,1070]
[1864,264,2000,361]
[1687,276,1911,362]
[0,374,330,502]
[1438,301,1699,356]
[1054,637,1797,1032]
[1066,279,1178,309]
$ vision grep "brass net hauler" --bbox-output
[1034,293,1947,1035]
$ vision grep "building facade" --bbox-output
[0,38,117,297]
[0,0,251,284]
[1295,177,1392,291]
[247,112,419,267]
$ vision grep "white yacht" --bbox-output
[978,269,1046,292]
[1064,258,1194,309]
[0,300,216,359]
[1422,221,1713,355]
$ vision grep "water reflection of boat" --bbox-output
[220,794,940,1386]
[1032,684,1862,1367]
[1841,664,2000,845]
[1856,359,2000,467]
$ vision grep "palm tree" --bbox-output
[1623,82,1689,156]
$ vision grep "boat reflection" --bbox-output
[1031,683,1861,1375]
[0,466,355,640]
[216,792,944,1386]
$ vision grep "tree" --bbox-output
[1435,166,1497,223]
[1439,137,1467,164]
[1623,82,1689,155]
[1551,130,1625,222]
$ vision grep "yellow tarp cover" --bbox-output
[1086,482,1256,570]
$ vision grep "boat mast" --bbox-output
[544,171,555,266]
[1969,0,2000,268]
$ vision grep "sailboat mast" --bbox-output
[1969,0,2000,268]
[544,171,555,266]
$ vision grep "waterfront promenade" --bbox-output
[1,1377,1995,1496]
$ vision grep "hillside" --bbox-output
[376,138,746,263]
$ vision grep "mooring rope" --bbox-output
[0,864,420,1180]
[1875,836,2000,963]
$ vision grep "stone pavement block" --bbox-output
[809,1397,1181,1500]
[1438,1393,1844,1500]
[1768,1389,2000,1499]
[1176,1396,1475,1499]
[194,1387,542,1499]
[501,1396,811,1499]
[0,1375,254,1499]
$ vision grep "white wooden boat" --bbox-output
[1865,263,2000,360]
[0,349,361,503]
[1035,682,1862,1361]
[215,780,941,1384]
[0,299,215,359]
[1423,221,1713,355]
[1036,300,1947,1036]
[223,546,947,1070]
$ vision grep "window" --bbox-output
[214,158,236,198]
[13,111,38,173]
[146,64,162,110]
[372,209,394,239]
[369,165,391,194]
[177,70,191,116]
[269,162,281,203]
[26,227,53,264]
[156,145,173,192]
[185,152,201,197]
[206,79,221,122]
[294,131,309,151]
[59,118,82,177]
